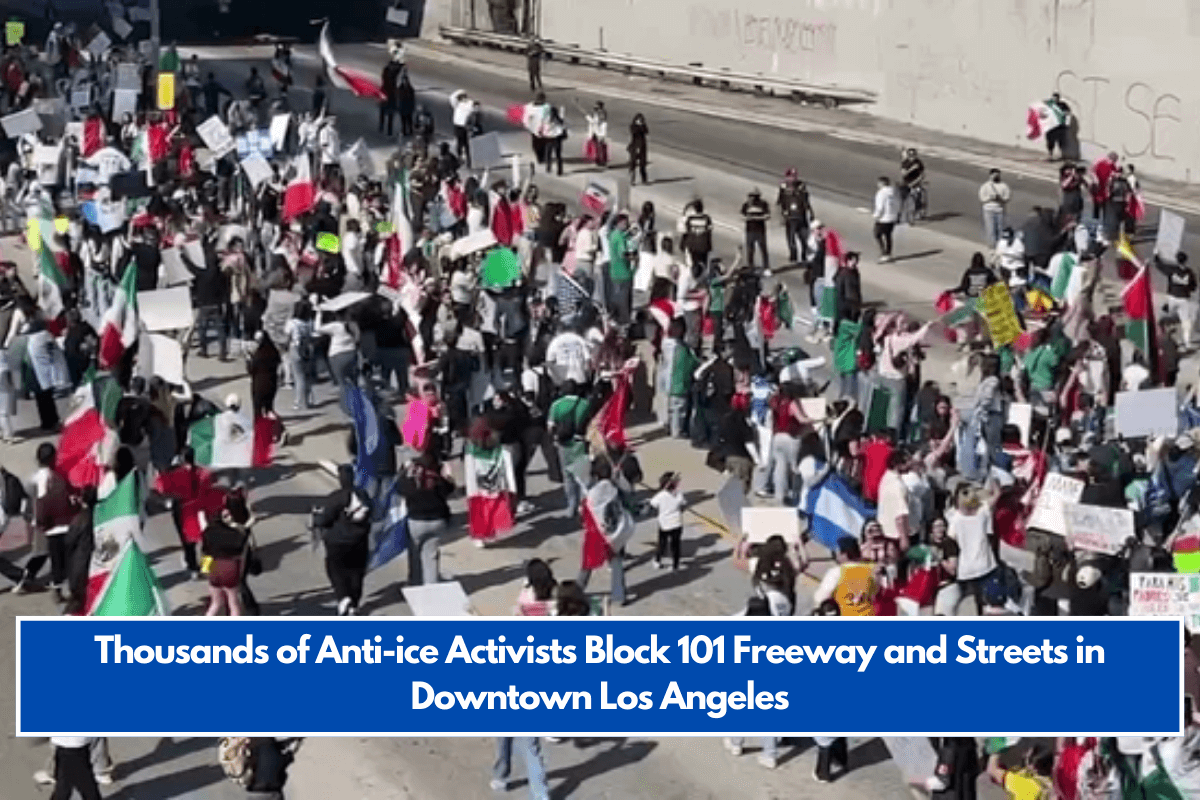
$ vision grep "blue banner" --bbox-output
[16,617,1182,736]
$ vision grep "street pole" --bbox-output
[149,0,160,85]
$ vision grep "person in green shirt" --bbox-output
[1024,338,1060,397]
[547,381,592,518]
[833,318,862,400]
[607,215,634,326]
[667,320,700,439]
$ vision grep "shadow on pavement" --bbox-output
[545,739,658,798]
[112,737,214,781]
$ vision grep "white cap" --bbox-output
[225,393,241,409]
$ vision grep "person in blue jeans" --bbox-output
[491,737,549,799]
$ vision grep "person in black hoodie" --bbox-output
[316,464,372,615]
[1156,251,1198,350]
[183,234,230,361]
[398,449,455,587]
[913,737,979,799]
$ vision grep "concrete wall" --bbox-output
[506,0,1200,184]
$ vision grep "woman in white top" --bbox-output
[315,307,358,416]
[942,482,997,616]
[285,300,316,410]
[585,101,609,166]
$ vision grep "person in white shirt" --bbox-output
[872,176,899,262]
[545,329,592,386]
[978,168,1012,248]
[649,471,686,570]
[875,452,913,552]
[995,227,1025,285]
[315,308,358,415]
[450,90,474,166]
[941,482,997,615]
[47,736,103,798]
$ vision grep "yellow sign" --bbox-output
[157,72,175,110]
[54,216,69,235]
[26,218,40,252]
[981,282,1022,347]
[5,20,24,46]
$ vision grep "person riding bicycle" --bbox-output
[900,148,927,221]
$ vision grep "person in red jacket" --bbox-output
[153,447,224,580]
[29,443,80,598]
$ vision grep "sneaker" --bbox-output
[33,770,54,785]
[94,772,114,786]
[723,738,743,756]
[754,489,773,498]
[474,539,486,549]
[12,576,29,595]
[336,597,352,616]
[812,767,829,783]
[757,754,777,769]
[489,778,507,792]
[515,501,535,516]
[652,560,663,570]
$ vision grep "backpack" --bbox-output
[555,397,583,444]
[218,737,256,787]
[1108,176,1130,205]
[1,467,26,516]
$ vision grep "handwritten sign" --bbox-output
[239,153,272,189]
[1115,387,1178,439]
[197,116,235,159]
[1065,503,1135,555]
[981,282,1022,347]
[1129,573,1191,617]
[1027,473,1085,536]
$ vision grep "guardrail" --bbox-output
[437,26,877,108]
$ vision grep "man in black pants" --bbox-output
[49,737,102,800]
[776,168,812,263]
[526,39,544,92]
[379,57,402,137]
[740,188,771,272]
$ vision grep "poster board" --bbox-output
[1065,503,1135,555]
[159,248,192,286]
[157,73,175,110]
[0,109,41,137]
[269,114,290,152]
[70,83,92,112]
[183,240,206,268]
[1129,573,1191,617]
[264,290,299,346]
[1008,402,1032,447]
[715,474,745,536]
[235,128,273,161]
[116,63,141,92]
[1027,473,1085,536]
[981,282,1021,347]
[468,132,504,170]
[1156,210,1186,263]
[137,333,185,386]
[5,20,24,46]
[197,116,235,158]
[137,287,193,331]
[1115,387,1178,439]
[402,581,474,616]
[386,6,410,25]
[111,17,132,40]
[86,31,111,59]
[742,507,801,546]
[111,89,138,123]
[240,153,273,188]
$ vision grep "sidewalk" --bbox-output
[409,39,1200,215]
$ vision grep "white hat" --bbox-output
[225,393,241,409]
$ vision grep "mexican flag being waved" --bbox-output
[1026,100,1067,139]
[98,262,139,369]
[189,409,273,469]
[84,473,169,616]
[318,22,385,100]
[282,154,316,222]
[1118,235,1159,375]
[56,373,123,489]
[35,226,67,324]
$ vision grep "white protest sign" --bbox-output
[111,17,133,40]
[137,286,193,332]
[116,63,141,92]
[1157,209,1186,263]
[111,89,138,123]
[1008,402,1033,447]
[70,84,92,111]
[138,333,185,386]
[386,6,410,25]
[240,153,273,188]
[269,114,290,152]
[1115,387,1178,439]
[159,248,192,286]
[0,109,41,137]
[183,240,206,268]
[742,507,801,546]
[715,474,745,536]
[197,115,235,158]
[264,290,299,346]
[194,149,216,174]
[1129,573,1191,617]
[33,144,62,186]
[468,132,504,169]
[402,581,474,616]
[1065,503,1135,555]
[1027,473,1085,536]
[86,31,111,59]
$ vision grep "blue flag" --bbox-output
[348,384,380,491]
[369,482,408,571]
[802,472,876,553]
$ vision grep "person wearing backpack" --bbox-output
[548,381,591,519]
[0,464,29,589]
[315,464,372,616]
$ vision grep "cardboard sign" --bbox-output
[742,507,801,546]
[183,240,206,268]
[111,89,138,123]
[269,114,290,152]
[239,153,273,188]
[715,474,745,536]
[1027,473,1085,536]
[0,109,41,137]
[116,63,141,92]
[137,287,193,332]
[156,73,175,110]
[159,248,192,286]
[111,17,132,40]
[1115,387,1178,439]
[1156,209,1186,263]
[981,282,1021,347]
[138,333,185,386]
[86,31,111,59]
[5,20,24,46]
[468,132,504,170]
[1129,572,1191,617]
[1065,503,1135,555]
[197,116,235,158]
[70,84,92,111]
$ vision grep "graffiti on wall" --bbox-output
[1055,70,1183,162]
[688,5,837,57]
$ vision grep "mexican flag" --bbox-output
[282,154,315,222]
[823,228,845,282]
[82,115,104,158]
[36,237,67,322]
[318,22,385,100]
[188,410,264,470]
[56,374,123,489]
[85,473,168,616]
[1026,100,1066,139]
[98,262,139,370]
[1118,236,1160,379]
[1048,251,1079,302]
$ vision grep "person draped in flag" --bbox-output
[578,457,633,606]
[153,446,221,581]
[464,418,517,547]
[1040,92,1072,161]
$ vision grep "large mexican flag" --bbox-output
[56,373,123,490]
[188,410,273,469]
[84,473,169,616]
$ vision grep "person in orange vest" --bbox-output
[812,536,878,616]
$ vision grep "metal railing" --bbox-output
[437,25,877,108]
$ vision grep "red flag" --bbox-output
[580,500,611,571]
[597,371,631,450]
[252,416,276,468]
[506,104,526,125]
[758,296,779,341]
[82,116,104,158]
[468,494,515,541]
[282,155,315,222]
[318,23,385,100]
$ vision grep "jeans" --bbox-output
[609,278,632,325]
[745,228,769,270]
[878,374,907,435]
[728,737,778,759]
[838,372,859,401]
[982,207,1006,248]
[873,221,895,257]
[493,737,549,800]
[768,433,800,505]
[193,305,227,358]
[578,548,626,605]
[406,517,445,586]
[557,448,587,517]
[288,350,314,409]
[668,395,690,439]
[329,351,358,416]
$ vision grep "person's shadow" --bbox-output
[543,738,658,798]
